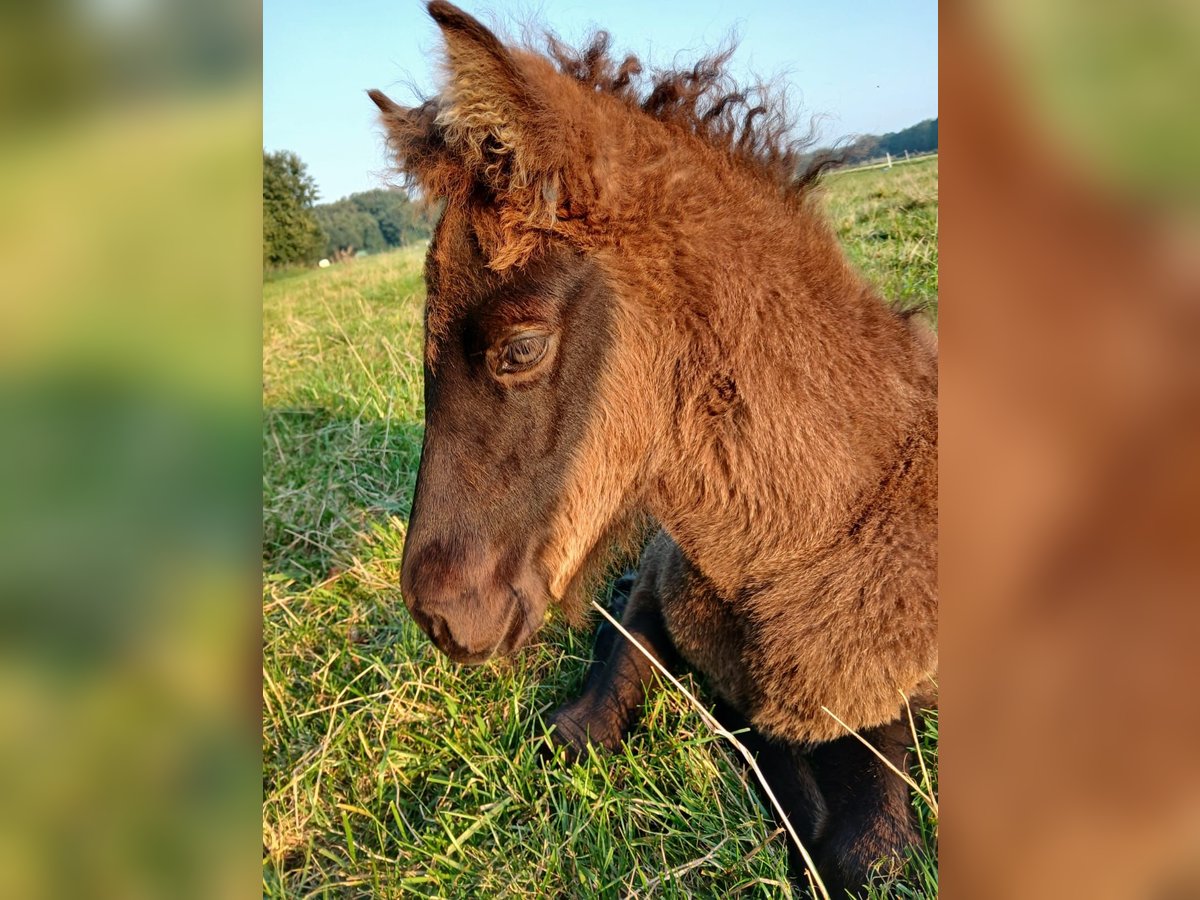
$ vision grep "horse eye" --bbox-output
[497,334,550,373]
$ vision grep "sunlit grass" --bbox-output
[823,157,939,323]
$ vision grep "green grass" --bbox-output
[823,156,939,324]
[263,159,939,898]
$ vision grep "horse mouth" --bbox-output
[448,591,533,666]
[497,597,532,655]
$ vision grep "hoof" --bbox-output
[546,699,625,758]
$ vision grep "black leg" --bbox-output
[548,571,683,754]
[577,571,634,696]
[808,718,920,898]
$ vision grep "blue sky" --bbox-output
[264,0,937,203]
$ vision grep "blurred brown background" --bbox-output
[942,2,1200,897]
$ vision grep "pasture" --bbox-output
[263,157,938,898]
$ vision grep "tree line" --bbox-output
[835,118,938,166]
[313,190,436,260]
[263,150,433,268]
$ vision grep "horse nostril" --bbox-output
[407,605,431,634]
[408,605,452,651]
[427,614,451,647]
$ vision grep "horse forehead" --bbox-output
[425,209,588,334]
[423,206,495,345]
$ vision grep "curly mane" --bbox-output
[543,30,839,195]
[371,2,843,270]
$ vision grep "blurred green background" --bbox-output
[0,1,259,897]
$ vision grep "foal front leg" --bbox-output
[711,699,829,895]
[548,571,682,754]
[809,717,922,898]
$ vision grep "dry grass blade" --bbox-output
[590,600,831,900]
[900,690,938,820]
[626,835,730,898]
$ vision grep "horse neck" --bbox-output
[636,190,935,592]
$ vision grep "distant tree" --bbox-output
[878,119,938,157]
[263,150,325,267]
[802,117,938,173]
[845,134,881,164]
[315,203,385,255]
[350,190,409,247]
[313,187,435,258]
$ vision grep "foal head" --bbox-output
[394,220,638,664]
[372,1,826,662]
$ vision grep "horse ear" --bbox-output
[426,1,563,187]
[368,88,411,133]
[368,89,467,199]
[367,89,402,117]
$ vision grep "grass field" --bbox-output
[263,157,938,898]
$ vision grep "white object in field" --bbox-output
[886,152,892,168]
[318,258,331,268]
